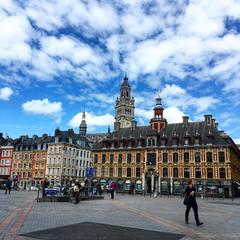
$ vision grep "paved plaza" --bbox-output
[0,191,239,240]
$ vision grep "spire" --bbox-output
[155,90,163,108]
[108,125,111,134]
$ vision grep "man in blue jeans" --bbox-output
[184,180,204,226]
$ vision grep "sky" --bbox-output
[0,0,240,143]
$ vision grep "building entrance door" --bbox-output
[146,177,151,193]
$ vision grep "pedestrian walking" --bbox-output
[5,178,12,194]
[73,180,80,204]
[110,181,116,199]
[184,179,203,226]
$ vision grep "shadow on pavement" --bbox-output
[20,221,184,240]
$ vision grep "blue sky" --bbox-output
[0,0,240,143]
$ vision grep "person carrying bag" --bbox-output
[184,180,203,226]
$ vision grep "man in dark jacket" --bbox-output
[184,180,203,226]
[5,178,12,194]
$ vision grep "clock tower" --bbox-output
[114,75,135,130]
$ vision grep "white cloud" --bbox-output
[160,84,219,113]
[233,139,240,144]
[164,107,185,123]
[22,99,63,123]
[135,106,185,125]
[69,112,114,128]
[0,87,13,100]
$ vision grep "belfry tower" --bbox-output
[150,91,167,132]
[79,111,87,135]
[114,75,135,130]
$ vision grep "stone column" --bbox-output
[158,175,161,194]
[142,173,145,194]
[151,173,154,195]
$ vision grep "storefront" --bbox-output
[116,179,124,192]
[135,180,142,193]
[161,180,169,195]
[173,180,181,195]
[125,179,131,192]
[99,179,107,188]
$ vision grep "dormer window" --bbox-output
[184,138,189,145]
[55,137,59,143]
[206,130,214,145]
[147,137,156,147]
[69,138,72,144]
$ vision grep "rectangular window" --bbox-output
[109,167,113,177]
[184,152,189,163]
[127,153,131,164]
[118,167,122,177]
[101,167,105,177]
[136,153,141,164]
[162,153,168,163]
[218,152,225,163]
[127,168,131,177]
[110,154,114,164]
[102,154,106,164]
[163,168,168,177]
[206,152,212,163]
[207,168,213,178]
[184,168,190,178]
[195,168,201,178]
[94,154,98,165]
[136,168,141,177]
[118,154,122,164]
[219,168,226,178]
[195,152,201,163]
[147,153,156,166]
[173,168,178,178]
[173,152,178,163]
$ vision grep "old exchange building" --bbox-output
[92,76,240,197]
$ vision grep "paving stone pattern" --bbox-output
[0,190,240,240]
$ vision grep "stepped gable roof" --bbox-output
[93,121,230,149]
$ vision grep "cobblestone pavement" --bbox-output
[0,190,239,240]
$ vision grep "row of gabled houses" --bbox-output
[0,113,92,189]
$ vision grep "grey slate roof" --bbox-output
[93,121,232,150]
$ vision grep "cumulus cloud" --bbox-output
[69,112,114,128]
[160,84,219,113]
[135,106,185,125]
[234,139,240,144]
[0,87,13,100]
[22,99,63,123]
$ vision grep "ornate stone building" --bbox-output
[92,76,240,197]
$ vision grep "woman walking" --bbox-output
[184,180,203,226]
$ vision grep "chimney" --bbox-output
[204,114,212,126]
[55,128,61,136]
[212,118,216,128]
[215,122,218,129]
[183,116,189,125]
